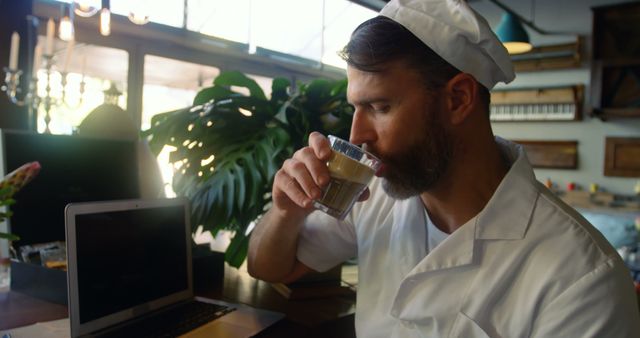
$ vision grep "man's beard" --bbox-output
[380,113,453,200]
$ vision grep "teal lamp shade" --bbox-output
[495,12,533,54]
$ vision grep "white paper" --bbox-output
[0,318,70,338]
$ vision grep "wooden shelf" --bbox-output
[510,38,582,73]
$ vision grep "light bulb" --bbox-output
[59,16,75,41]
[100,8,111,36]
[128,11,150,25]
[73,0,100,17]
[503,41,533,55]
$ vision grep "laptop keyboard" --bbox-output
[99,301,235,338]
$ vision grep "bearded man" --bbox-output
[247,1,640,337]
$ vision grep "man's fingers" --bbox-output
[270,133,335,214]
[282,158,323,201]
[292,147,330,187]
[309,132,332,161]
[274,169,314,208]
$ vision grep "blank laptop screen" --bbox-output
[75,205,188,324]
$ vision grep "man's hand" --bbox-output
[248,132,370,282]
[272,132,333,218]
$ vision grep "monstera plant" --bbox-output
[142,71,353,268]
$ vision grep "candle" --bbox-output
[9,31,19,70]
[32,44,42,76]
[45,18,55,55]
[62,39,75,73]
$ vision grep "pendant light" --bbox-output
[74,0,100,17]
[487,0,553,55]
[495,12,532,54]
[128,2,150,25]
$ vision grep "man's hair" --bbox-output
[340,16,491,111]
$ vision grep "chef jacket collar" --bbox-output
[474,137,538,240]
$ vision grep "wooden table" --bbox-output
[0,264,356,338]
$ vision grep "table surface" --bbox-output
[0,264,357,338]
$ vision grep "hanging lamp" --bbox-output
[495,12,533,54]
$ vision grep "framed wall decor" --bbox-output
[604,137,640,177]
[512,140,578,169]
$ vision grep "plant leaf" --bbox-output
[214,71,267,101]
[193,86,235,106]
[0,232,19,241]
[142,70,353,267]
[225,231,250,268]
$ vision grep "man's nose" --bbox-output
[349,110,375,146]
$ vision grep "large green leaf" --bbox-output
[271,77,290,104]
[213,71,267,101]
[141,70,352,268]
[193,86,235,106]
[225,230,250,268]
[0,232,19,241]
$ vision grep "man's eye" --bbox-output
[371,105,389,113]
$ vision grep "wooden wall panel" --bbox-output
[604,137,640,177]
[513,140,578,169]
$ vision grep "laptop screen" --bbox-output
[66,199,193,336]
[76,205,188,323]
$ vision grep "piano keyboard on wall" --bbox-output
[490,85,583,122]
[490,103,577,121]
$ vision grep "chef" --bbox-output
[247,0,640,336]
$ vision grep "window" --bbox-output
[35,39,128,135]
[111,0,184,28]
[186,0,376,67]
[322,0,377,67]
[251,0,324,60]
[53,0,377,68]
[186,0,251,43]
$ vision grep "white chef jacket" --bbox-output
[297,137,640,338]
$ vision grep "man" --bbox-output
[248,0,640,337]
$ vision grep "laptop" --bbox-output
[64,198,284,338]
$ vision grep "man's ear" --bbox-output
[444,73,478,125]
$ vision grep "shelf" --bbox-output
[510,38,582,73]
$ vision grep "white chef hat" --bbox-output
[380,0,515,89]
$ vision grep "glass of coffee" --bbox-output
[313,135,381,220]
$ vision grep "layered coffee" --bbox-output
[314,149,376,219]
